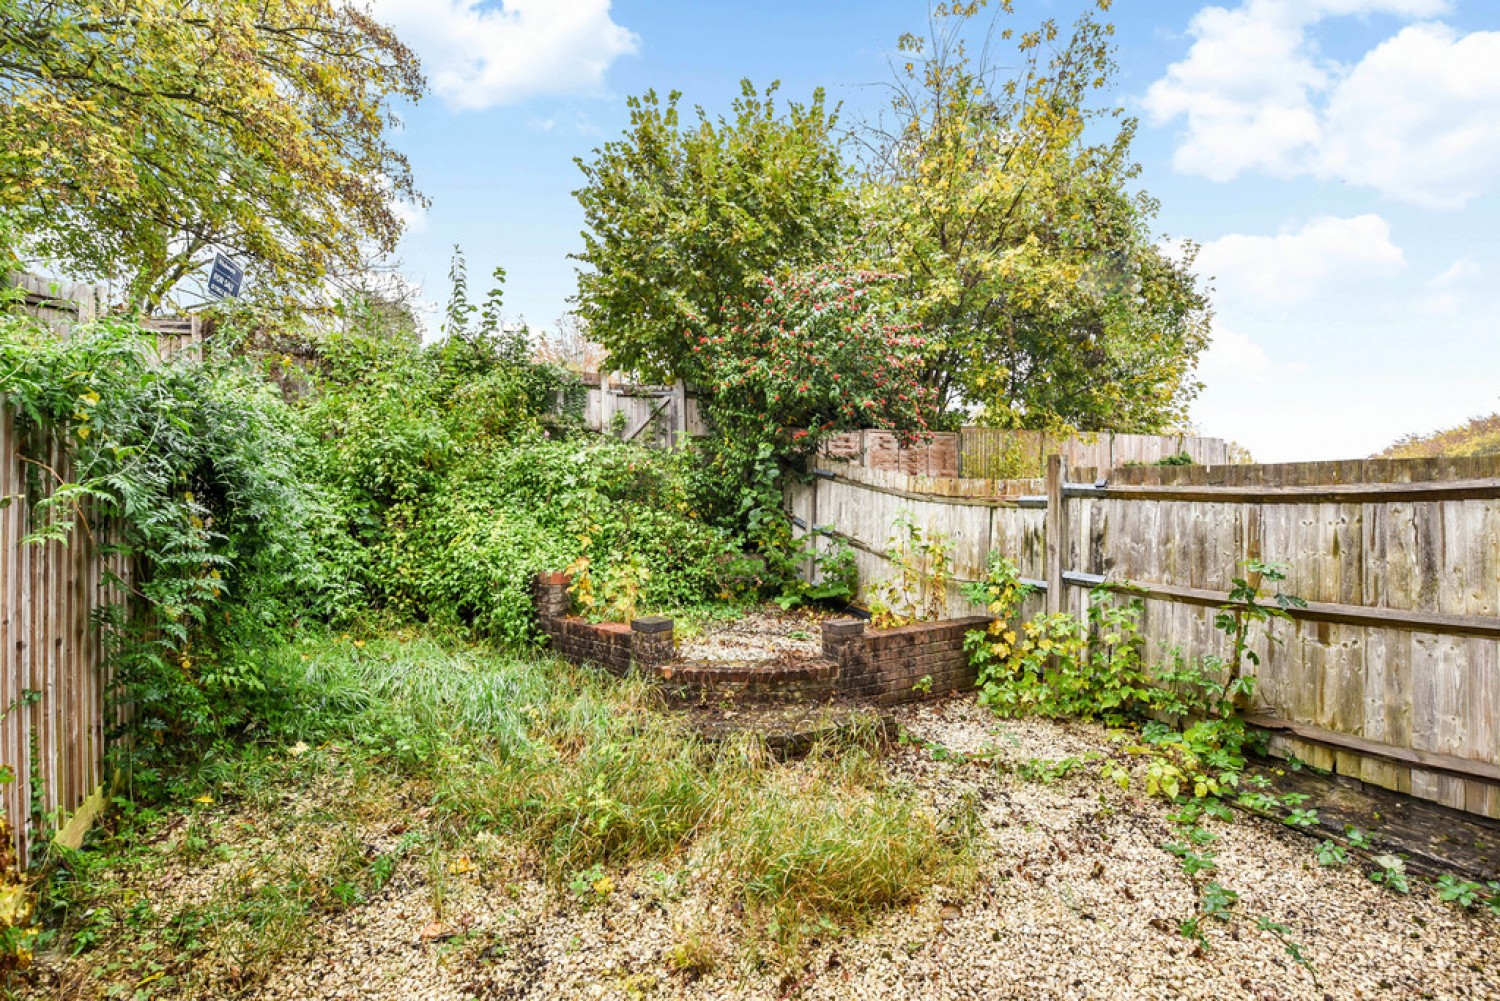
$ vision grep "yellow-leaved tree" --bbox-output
[0,0,424,311]
[860,0,1211,432]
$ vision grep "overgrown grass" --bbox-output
[30,631,971,994]
[263,633,971,916]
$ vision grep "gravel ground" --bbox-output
[27,697,1498,1000]
[675,608,832,664]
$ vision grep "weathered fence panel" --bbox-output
[577,386,1227,481]
[2,278,131,864]
[789,463,1047,622]
[1,402,128,864]
[142,315,205,362]
[581,377,706,449]
[791,452,1500,820]
[959,428,1228,478]
[4,273,98,337]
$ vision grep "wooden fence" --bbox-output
[0,274,237,864]
[788,453,1500,820]
[581,377,707,450]
[578,381,1229,478]
[4,273,99,337]
[1,404,128,865]
[957,428,1229,478]
[1,273,138,864]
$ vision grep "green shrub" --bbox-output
[0,315,343,777]
[962,557,1155,721]
[293,301,743,641]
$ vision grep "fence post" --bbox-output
[1045,453,1068,616]
[807,473,819,584]
[671,379,687,450]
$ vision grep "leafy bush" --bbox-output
[867,509,954,627]
[961,554,1302,803]
[772,537,859,611]
[0,316,342,748]
[961,556,1153,720]
[281,268,741,640]
[393,439,737,639]
[691,267,938,454]
[1378,413,1500,459]
[679,267,941,597]
[0,272,744,806]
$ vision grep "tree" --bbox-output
[572,80,854,383]
[691,266,937,452]
[0,0,424,311]
[1377,414,1500,459]
[860,0,1210,432]
[534,312,608,376]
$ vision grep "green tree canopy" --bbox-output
[572,80,854,383]
[0,0,424,311]
[861,0,1210,432]
[688,266,938,453]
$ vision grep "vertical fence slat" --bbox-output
[0,405,122,864]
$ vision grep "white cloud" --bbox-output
[1317,24,1500,207]
[392,198,428,235]
[1428,257,1482,288]
[1142,1,1332,179]
[1419,255,1483,315]
[372,0,639,111]
[1197,327,1274,382]
[1145,1,1500,206]
[1195,214,1406,303]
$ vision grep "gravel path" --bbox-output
[29,697,1498,1000]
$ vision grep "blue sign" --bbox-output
[207,254,243,299]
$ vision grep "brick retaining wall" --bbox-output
[656,658,842,703]
[533,573,990,704]
[826,615,992,705]
[533,574,674,677]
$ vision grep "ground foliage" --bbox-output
[0,255,765,800]
[950,555,1451,952]
[32,635,972,995]
[0,241,960,983]
[0,311,345,778]
[297,262,743,642]
[962,555,1304,803]
[866,509,954,629]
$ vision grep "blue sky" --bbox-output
[369,0,1500,462]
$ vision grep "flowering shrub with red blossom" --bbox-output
[688,267,938,454]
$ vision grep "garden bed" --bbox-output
[534,574,991,705]
[674,608,830,663]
